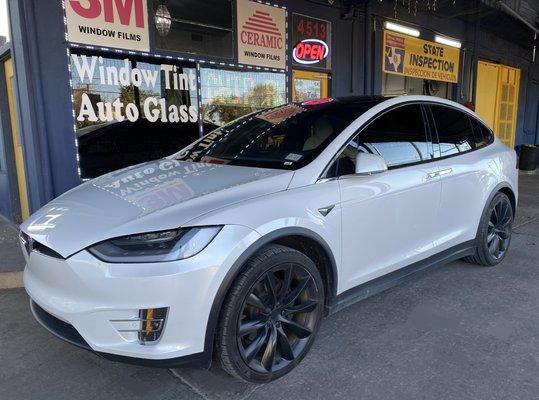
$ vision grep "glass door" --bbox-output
[292,70,329,102]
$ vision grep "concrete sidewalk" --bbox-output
[0,216,24,288]
[0,173,537,400]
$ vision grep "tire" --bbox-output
[465,192,514,266]
[216,244,324,383]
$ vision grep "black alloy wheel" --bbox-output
[237,264,319,374]
[465,192,514,266]
[486,195,513,260]
[216,244,324,382]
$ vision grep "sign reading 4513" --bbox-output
[65,0,150,52]
[292,13,331,69]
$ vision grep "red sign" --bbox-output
[293,39,329,65]
[291,14,331,69]
[69,0,145,27]
[66,0,149,51]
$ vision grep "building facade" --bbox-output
[0,0,538,223]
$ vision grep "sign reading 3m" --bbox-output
[383,30,460,83]
[66,0,150,52]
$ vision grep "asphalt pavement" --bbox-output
[1,173,538,400]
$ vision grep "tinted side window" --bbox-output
[430,105,476,158]
[327,104,430,176]
[470,117,494,148]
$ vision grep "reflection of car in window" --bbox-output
[77,119,218,179]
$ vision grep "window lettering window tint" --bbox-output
[430,105,476,157]
[470,117,494,148]
[327,104,430,176]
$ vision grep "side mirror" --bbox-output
[354,153,388,175]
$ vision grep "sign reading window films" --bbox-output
[70,54,199,179]
[291,14,331,69]
[383,30,460,83]
[66,0,150,52]
[237,0,286,70]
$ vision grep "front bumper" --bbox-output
[23,225,260,365]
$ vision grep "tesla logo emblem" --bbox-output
[293,39,329,65]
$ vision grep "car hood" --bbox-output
[20,159,292,257]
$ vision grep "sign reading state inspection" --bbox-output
[383,30,460,83]
[237,0,286,70]
[66,0,150,52]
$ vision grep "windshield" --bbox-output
[175,100,382,170]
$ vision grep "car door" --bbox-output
[330,103,442,292]
[426,104,488,251]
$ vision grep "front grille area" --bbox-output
[30,300,91,351]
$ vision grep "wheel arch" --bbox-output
[475,182,517,238]
[202,227,338,361]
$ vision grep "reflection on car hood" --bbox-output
[20,159,292,257]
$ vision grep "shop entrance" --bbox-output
[382,74,453,99]
[4,57,29,220]
[292,70,330,102]
[475,60,520,147]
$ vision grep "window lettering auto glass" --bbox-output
[71,54,199,179]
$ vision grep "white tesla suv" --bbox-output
[22,96,518,382]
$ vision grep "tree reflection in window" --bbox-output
[200,68,286,129]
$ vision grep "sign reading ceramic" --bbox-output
[292,14,331,69]
[65,0,150,52]
[237,0,286,69]
[383,30,460,83]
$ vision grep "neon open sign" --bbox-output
[293,39,329,65]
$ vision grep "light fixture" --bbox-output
[434,35,462,48]
[384,21,420,37]
[155,1,172,37]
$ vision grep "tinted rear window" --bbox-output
[430,105,475,158]
[470,117,494,148]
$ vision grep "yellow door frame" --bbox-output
[475,60,520,148]
[292,70,330,102]
[4,57,30,220]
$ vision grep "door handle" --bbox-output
[426,171,439,180]
[439,168,453,176]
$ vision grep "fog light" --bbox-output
[111,307,168,344]
[138,307,168,344]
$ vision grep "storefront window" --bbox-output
[71,53,199,179]
[154,0,234,59]
[0,0,9,43]
[200,68,286,129]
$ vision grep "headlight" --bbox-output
[87,226,222,263]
